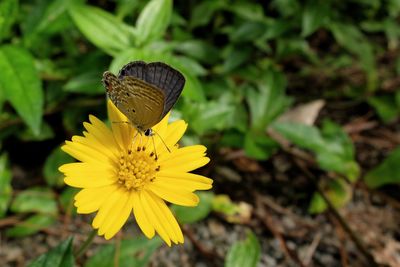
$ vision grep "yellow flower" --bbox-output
[59,100,212,246]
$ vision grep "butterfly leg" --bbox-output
[151,135,158,160]
[153,130,171,153]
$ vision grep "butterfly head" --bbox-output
[102,71,120,93]
[144,128,153,136]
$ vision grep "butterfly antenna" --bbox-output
[153,130,171,153]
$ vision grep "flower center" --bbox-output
[117,147,160,191]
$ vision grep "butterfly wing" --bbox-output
[118,76,165,131]
[118,61,147,81]
[119,61,185,119]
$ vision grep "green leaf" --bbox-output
[301,0,330,37]
[308,193,326,214]
[244,131,277,160]
[34,0,71,34]
[317,152,360,182]
[222,46,252,73]
[227,2,264,21]
[318,120,359,181]
[63,71,103,95]
[225,231,261,267]
[276,38,317,62]
[11,187,58,215]
[27,237,74,267]
[68,3,134,55]
[22,0,73,48]
[135,0,172,46]
[230,22,267,43]
[388,0,400,17]
[365,146,400,188]
[18,121,55,141]
[59,188,78,216]
[173,192,214,224]
[111,48,205,101]
[309,179,352,214]
[44,146,74,187]
[212,195,239,216]
[246,70,291,131]
[84,238,162,267]
[187,100,234,135]
[0,154,12,218]
[0,0,18,42]
[273,121,359,181]
[368,95,399,123]
[329,22,377,91]
[190,0,225,28]
[6,214,56,237]
[272,0,301,17]
[0,45,44,135]
[272,123,326,151]
[175,40,220,64]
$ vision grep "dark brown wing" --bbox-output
[118,61,185,118]
[118,61,147,81]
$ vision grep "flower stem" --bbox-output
[75,229,97,258]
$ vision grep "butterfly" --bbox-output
[102,61,185,136]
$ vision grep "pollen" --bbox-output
[117,147,159,191]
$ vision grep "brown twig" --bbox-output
[295,160,379,267]
[330,213,349,267]
[0,215,20,228]
[254,193,307,267]
[269,125,384,266]
[182,225,221,260]
[303,232,321,266]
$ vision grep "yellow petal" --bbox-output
[157,170,213,185]
[148,183,199,206]
[107,100,135,149]
[74,186,114,214]
[140,191,171,246]
[61,141,111,165]
[102,189,132,239]
[92,185,123,231]
[162,157,210,173]
[149,191,183,243]
[71,135,119,164]
[142,190,182,244]
[152,112,170,137]
[83,115,120,158]
[159,145,206,163]
[61,163,116,188]
[153,177,212,192]
[132,192,155,239]
[157,120,187,151]
[59,162,112,175]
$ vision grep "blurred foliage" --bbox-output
[225,231,261,267]
[365,146,400,188]
[0,154,12,218]
[0,0,399,266]
[84,238,162,267]
[27,237,74,267]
